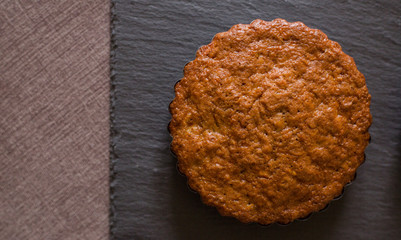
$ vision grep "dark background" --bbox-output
[111,0,401,239]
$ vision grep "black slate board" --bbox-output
[111,0,401,239]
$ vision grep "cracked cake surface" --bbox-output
[169,19,371,224]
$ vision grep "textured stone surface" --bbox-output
[112,0,401,239]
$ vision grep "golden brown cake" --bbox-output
[169,19,371,225]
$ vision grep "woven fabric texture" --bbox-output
[0,1,110,239]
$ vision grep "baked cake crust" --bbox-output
[169,19,371,224]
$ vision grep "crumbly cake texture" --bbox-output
[169,19,371,225]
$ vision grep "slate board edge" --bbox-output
[110,0,117,239]
[108,1,401,238]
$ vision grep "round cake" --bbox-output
[169,19,371,224]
